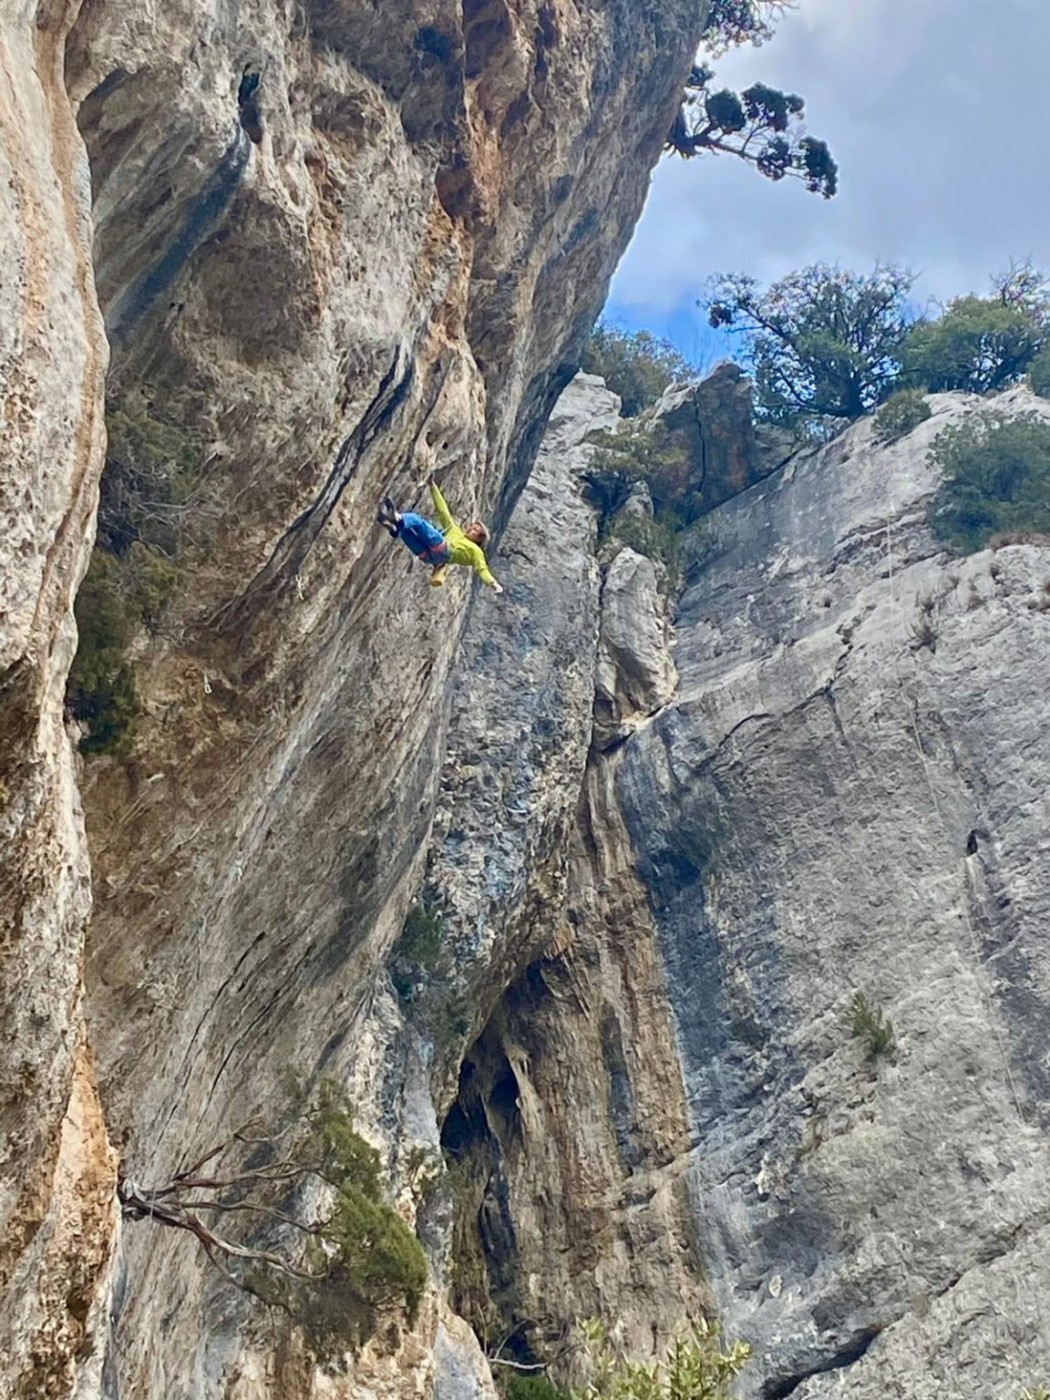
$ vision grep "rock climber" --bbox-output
[378,476,504,593]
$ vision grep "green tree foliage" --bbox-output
[929,411,1050,551]
[901,263,1049,395]
[67,388,210,755]
[707,264,915,426]
[67,551,144,757]
[667,66,836,199]
[873,389,931,444]
[580,325,693,417]
[574,1317,750,1400]
[1027,345,1050,399]
[506,1378,573,1400]
[849,992,896,1062]
[901,297,1043,395]
[583,422,713,588]
[701,0,795,54]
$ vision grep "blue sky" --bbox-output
[605,0,1050,367]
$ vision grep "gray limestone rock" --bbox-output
[619,386,1050,1397]
[595,547,677,747]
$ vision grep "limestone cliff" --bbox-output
[7,0,1050,1390]
[1,0,710,1394]
[438,378,1050,1399]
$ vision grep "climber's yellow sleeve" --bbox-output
[429,480,456,532]
[465,540,497,588]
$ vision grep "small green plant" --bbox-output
[849,991,896,1062]
[575,1316,750,1400]
[611,515,685,588]
[389,903,445,1004]
[388,899,472,1052]
[505,1377,573,1400]
[1019,1388,1050,1400]
[928,410,1050,552]
[874,389,931,443]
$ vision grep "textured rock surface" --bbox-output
[654,363,791,518]
[0,2,117,1393]
[595,547,676,747]
[2,0,711,1390]
[619,387,1050,1397]
[430,381,1050,1398]
[430,376,702,1371]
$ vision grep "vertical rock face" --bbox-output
[0,1,118,1393]
[427,375,703,1370]
[2,0,712,1391]
[614,388,1050,1396]
[439,380,1050,1399]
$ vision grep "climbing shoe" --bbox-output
[429,565,448,588]
[377,497,399,536]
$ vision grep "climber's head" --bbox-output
[465,521,490,547]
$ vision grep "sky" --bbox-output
[605,0,1050,368]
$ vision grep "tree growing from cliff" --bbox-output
[706,263,916,427]
[118,1080,426,1355]
[900,263,1050,396]
[580,325,694,417]
[666,66,837,199]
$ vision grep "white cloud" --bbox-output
[609,0,1050,338]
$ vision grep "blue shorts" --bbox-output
[398,512,450,567]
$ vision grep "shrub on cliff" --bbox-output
[874,389,931,444]
[581,326,693,417]
[67,388,212,755]
[505,1378,572,1400]
[849,991,896,1063]
[706,264,915,429]
[67,552,141,757]
[929,411,1050,551]
[573,1316,750,1400]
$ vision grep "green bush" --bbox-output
[611,515,685,588]
[574,1316,750,1400]
[874,389,931,443]
[100,388,209,558]
[929,411,1050,551]
[67,388,207,756]
[67,552,140,756]
[1028,345,1050,398]
[505,1377,572,1400]
[390,904,445,1004]
[581,325,693,417]
[849,991,896,1062]
[387,900,471,1051]
[901,296,1041,395]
